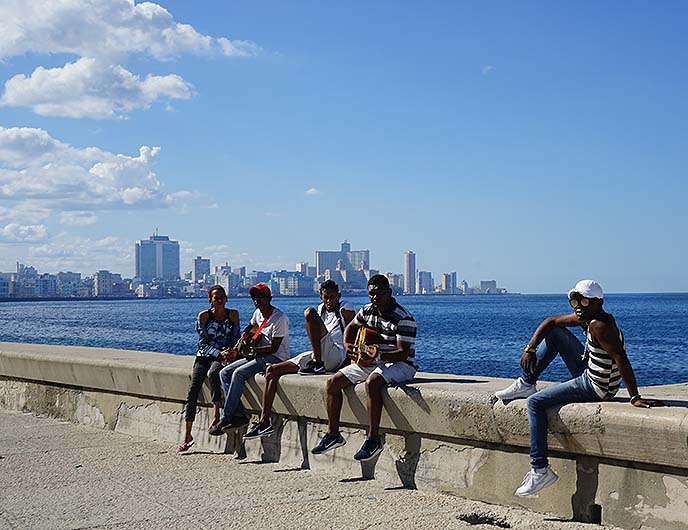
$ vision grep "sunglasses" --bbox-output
[251,293,268,300]
[569,297,590,309]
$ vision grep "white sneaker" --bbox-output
[495,377,537,401]
[515,466,559,497]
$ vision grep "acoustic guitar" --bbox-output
[348,327,381,367]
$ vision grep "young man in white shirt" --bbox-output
[209,283,290,435]
[243,280,355,440]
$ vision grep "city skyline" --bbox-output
[1,2,686,294]
[1,236,501,294]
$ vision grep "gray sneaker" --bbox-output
[299,359,325,375]
[495,377,537,401]
[515,466,559,496]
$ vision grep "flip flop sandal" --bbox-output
[176,439,195,453]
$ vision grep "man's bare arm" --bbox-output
[341,308,356,326]
[343,320,363,356]
[591,320,663,408]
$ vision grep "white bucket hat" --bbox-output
[568,279,604,300]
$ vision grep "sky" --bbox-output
[0,0,686,294]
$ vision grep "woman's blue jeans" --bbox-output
[219,355,280,421]
[524,327,601,469]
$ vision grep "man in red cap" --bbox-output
[209,283,290,435]
[242,279,355,440]
[495,279,662,497]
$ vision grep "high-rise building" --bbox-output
[192,256,210,284]
[315,241,370,276]
[94,270,113,297]
[440,272,458,294]
[135,233,180,282]
[417,271,433,294]
[481,280,498,294]
[56,272,81,297]
[403,251,416,294]
[295,262,309,275]
[37,273,57,297]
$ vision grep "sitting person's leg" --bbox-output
[524,327,586,384]
[206,360,224,429]
[179,357,211,451]
[497,327,586,401]
[244,360,299,438]
[210,358,260,434]
[354,361,416,461]
[517,373,600,496]
[311,368,362,454]
[261,361,299,424]
[299,307,329,374]
[304,307,326,362]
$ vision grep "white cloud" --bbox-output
[481,65,495,75]
[305,187,321,196]
[217,38,261,58]
[59,211,97,226]
[1,58,194,119]
[0,202,52,223]
[0,0,258,119]
[0,126,169,208]
[20,233,133,274]
[0,0,258,61]
[0,223,49,242]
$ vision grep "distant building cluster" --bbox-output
[0,235,509,300]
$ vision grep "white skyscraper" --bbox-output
[135,233,180,282]
[403,251,416,295]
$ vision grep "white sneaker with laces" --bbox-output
[515,466,559,497]
[495,377,537,401]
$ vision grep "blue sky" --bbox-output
[0,1,686,293]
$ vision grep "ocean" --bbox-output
[1,293,686,387]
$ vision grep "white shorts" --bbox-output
[288,332,346,372]
[339,361,417,385]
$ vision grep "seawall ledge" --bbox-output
[1,341,687,530]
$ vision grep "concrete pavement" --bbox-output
[0,410,622,530]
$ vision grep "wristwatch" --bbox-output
[523,344,537,354]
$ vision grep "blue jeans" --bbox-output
[219,355,280,421]
[524,327,601,469]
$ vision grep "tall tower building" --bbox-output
[192,256,211,284]
[403,251,416,295]
[135,232,180,282]
[315,241,370,276]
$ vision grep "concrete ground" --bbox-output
[0,410,621,530]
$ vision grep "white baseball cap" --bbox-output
[568,279,604,300]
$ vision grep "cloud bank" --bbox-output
[0,0,259,118]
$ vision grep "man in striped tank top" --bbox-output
[495,280,663,497]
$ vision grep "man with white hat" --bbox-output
[495,279,662,497]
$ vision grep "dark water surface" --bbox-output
[1,294,686,387]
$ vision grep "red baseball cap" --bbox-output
[249,283,271,298]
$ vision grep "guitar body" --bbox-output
[226,324,262,362]
[350,327,381,367]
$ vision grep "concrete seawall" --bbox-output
[1,342,687,530]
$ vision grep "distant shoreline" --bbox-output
[0,292,525,303]
[3,292,687,304]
